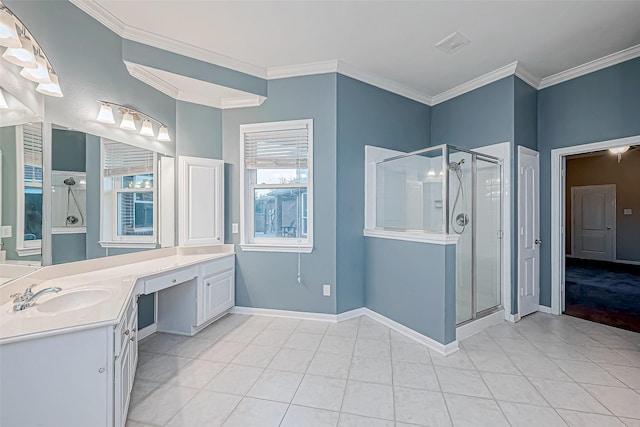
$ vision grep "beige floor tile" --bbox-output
[498,401,567,427]
[341,380,394,420]
[292,374,347,411]
[556,409,627,427]
[165,390,241,427]
[394,387,451,426]
[281,405,339,427]
[221,397,288,427]
[444,394,509,427]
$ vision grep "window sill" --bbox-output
[99,241,158,249]
[363,229,459,245]
[16,247,42,257]
[239,244,313,253]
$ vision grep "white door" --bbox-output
[518,147,540,317]
[572,185,615,261]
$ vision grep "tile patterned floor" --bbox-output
[127,312,640,427]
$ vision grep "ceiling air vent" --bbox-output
[436,32,470,54]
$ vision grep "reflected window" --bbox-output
[16,123,42,256]
[101,140,157,248]
[240,120,313,251]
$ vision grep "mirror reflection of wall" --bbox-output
[0,122,43,264]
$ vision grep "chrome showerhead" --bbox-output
[448,159,465,172]
[63,177,76,186]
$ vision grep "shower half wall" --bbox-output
[365,144,503,344]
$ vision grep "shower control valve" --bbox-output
[535,239,542,245]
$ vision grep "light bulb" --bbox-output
[0,9,20,48]
[35,71,63,97]
[0,89,7,109]
[427,169,436,177]
[140,119,154,137]
[20,54,52,84]
[96,104,115,124]
[2,34,36,68]
[609,146,630,155]
[120,112,136,130]
[157,126,171,142]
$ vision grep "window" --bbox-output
[101,140,157,248]
[16,123,43,256]
[240,119,313,252]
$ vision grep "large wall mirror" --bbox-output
[0,87,43,283]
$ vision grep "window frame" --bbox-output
[239,119,314,253]
[100,140,158,249]
[16,124,42,257]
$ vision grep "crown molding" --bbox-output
[336,60,433,105]
[125,61,179,99]
[514,63,541,89]
[268,60,339,79]
[431,62,519,106]
[538,43,640,89]
[70,0,267,79]
[220,95,267,109]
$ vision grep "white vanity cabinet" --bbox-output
[197,256,235,326]
[114,295,139,427]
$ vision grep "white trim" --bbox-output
[137,323,157,341]
[15,247,41,257]
[268,60,340,80]
[220,96,267,109]
[515,63,541,89]
[99,241,158,249]
[551,134,640,316]
[69,0,267,79]
[363,229,459,245]
[124,61,180,99]
[239,244,313,253]
[539,44,640,89]
[431,62,518,106]
[362,308,459,356]
[614,259,640,266]
[456,310,504,341]
[229,306,459,355]
[230,306,340,322]
[538,305,552,314]
[52,227,87,235]
[508,313,521,323]
[15,124,42,258]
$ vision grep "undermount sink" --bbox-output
[36,289,111,313]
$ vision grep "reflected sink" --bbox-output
[36,289,111,313]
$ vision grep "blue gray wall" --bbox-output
[538,57,640,306]
[336,75,431,313]
[365,238,457,344]
[223,74,338,314]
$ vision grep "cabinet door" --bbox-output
[128,303,138,393]
[114,340,131,427]
[202,270,235,322]
[179,156,224,246]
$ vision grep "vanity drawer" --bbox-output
[143,266,197,294]
[200,256,234,277]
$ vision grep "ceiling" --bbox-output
[82,1,640,102]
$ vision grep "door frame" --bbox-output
[517,146,540,319]
[551,134,640,315]
[570,184,616,260]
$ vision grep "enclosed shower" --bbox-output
[375,144,503,325]
[51,171,87,230]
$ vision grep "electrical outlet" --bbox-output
[624,209,632,215]
[323,284,331,296]
[232,223,239,234]
[1,226,11,238]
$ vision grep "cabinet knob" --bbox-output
[172,278,177,283]
[124,329,130,336]
[98,368,105,373]
[130,336,135,342]
[207,283,210,287]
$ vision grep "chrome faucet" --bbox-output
[11,284,62,311]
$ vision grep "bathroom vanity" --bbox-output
[0,245,234,427]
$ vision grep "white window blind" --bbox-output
[244,127,309,169]
[23,123,43,183]
[103,141,154,177]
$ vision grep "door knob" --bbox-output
[607,227,612,230]
[535,239,542,245]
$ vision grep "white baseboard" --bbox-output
[229,306,458,356]
[361,308,459,356]
[457,310,505,341]
[137,323,157,341]
[508,313,521,323]
[538,305,553,314]
[229,306,341,322]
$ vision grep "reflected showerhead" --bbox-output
[63,177,76,186]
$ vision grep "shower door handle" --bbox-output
[535,239,542,245]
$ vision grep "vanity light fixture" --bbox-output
[96,101,171,142]
[427,169,436,177]
[0,88,8,109]
[0,1,63,97]
[0,6,19,48]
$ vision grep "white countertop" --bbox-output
[0,245,234,344]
